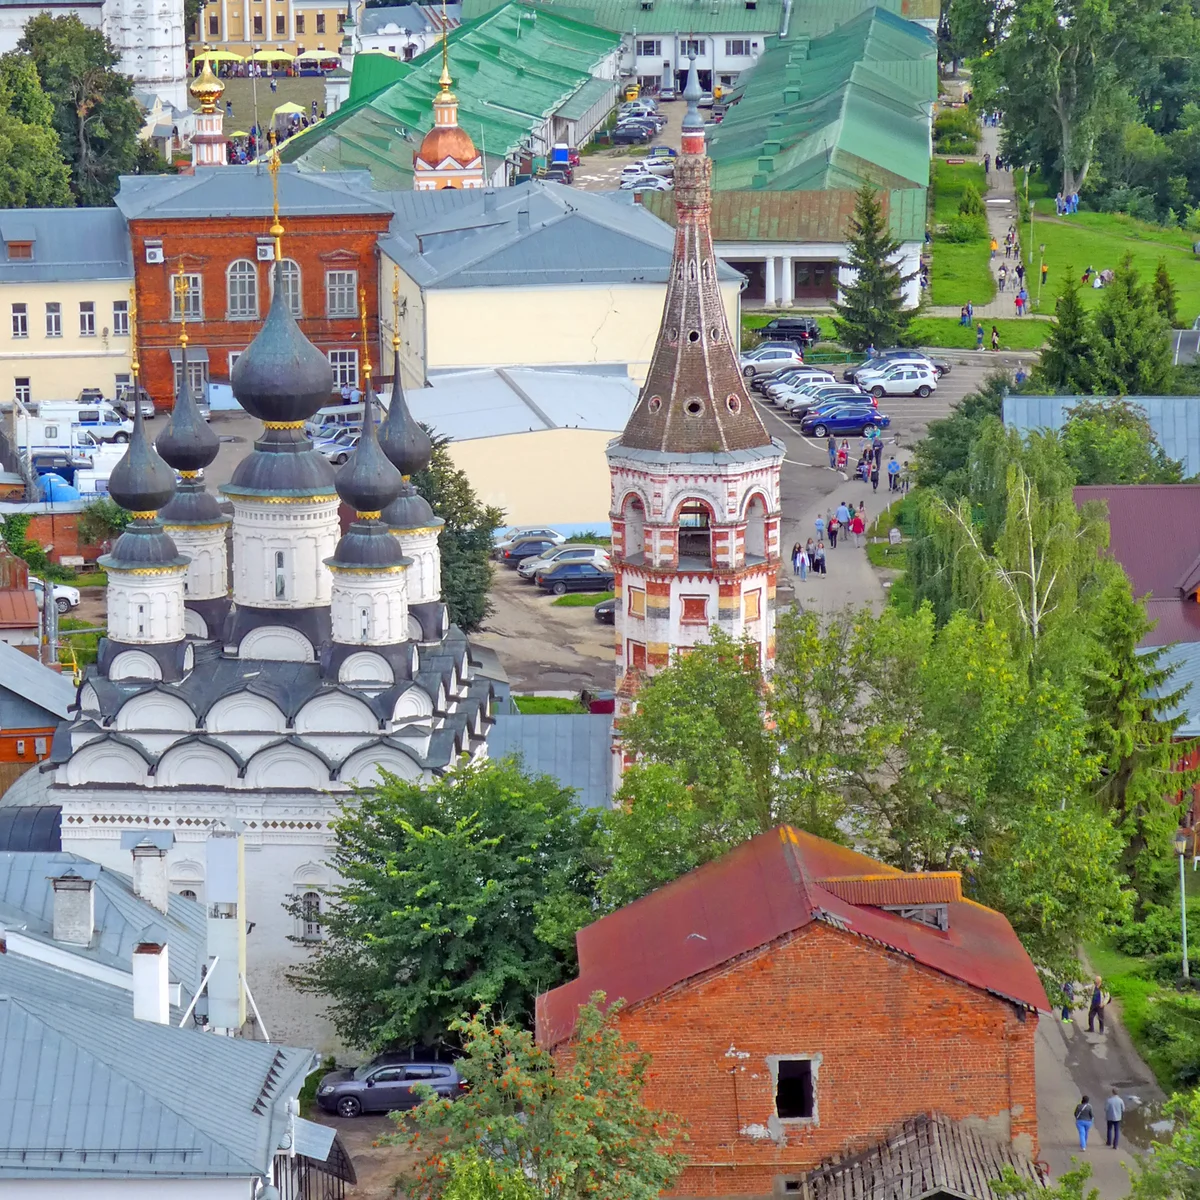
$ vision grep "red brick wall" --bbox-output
[607,922,1038,1197]
[24,511,103,564]
[129,213,391,410]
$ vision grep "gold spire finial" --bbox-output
[359,287,372,381]
[129,286,140,379]
[189,58,225,114]
[438,0,452,92]
[173,265,190,349]
[267,146,284,260]
[391,274,401,352]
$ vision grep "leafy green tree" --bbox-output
[286,759,599,1050]
[958,181,985,216]
[1131,1090,1200,1200]
[17,14,146,205]
[832,184,917,352]
[0,54,71,207]
[911,372,1008,498]
[401,998,687,1200]
[994,1161,1099,1200]
[76,495,131,546]
[412,433,503,632]
[1092,254,1174,394]
[1061,399,1184,484]
[1036,271,1098,394]
[1155,257,1182,326]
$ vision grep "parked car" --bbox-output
[658,87,677,101]
[620,175,672,192]
[757,316,822,347]
[503,537,560,565]
[77,388,106,405]
[645,145,677,158]
[114,387,157,421]
[611,126,651,145]
[535,561,616,595]
[781,385,870,415]
[799,404,891,438]
[594,597,616,624]
[316,1056,463,1118]
[624,158,674,177]
[30,576,80,615]
[761,369,837,400]
[844,350,950,382]
[739,344,805,377]
[518,544,611,580]
[542,165,574,184]
[856,363,938,398]
[316,429,361,464]
[494,527,565,556]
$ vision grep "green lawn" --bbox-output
[928,160,994,308]
[512,696,586,714]
[931,159,986,223]
[909,316,1050,350]
[214,76,326,133]
[552,590,614,607]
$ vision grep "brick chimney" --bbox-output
[121,831,175,914]
[49,866,100,946]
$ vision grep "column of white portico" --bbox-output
[780,255,794,306]
[764,254,778,306]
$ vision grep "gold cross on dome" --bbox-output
[267,148,284,260]
[129,286,140,378]
[359,286,372,381]
[172,267,190,347]
[391,273,401,352]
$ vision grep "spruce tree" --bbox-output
[1092,254,1174,395]
[832,184,917,352]
[1035,270,1097,393]
[1153,257,1181,327]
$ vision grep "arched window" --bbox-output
[622,494,645,560]
[271,258,302,317]
[678,501,712,563]
[179,888,197,901]
[227,259,258,319]
[745,494,768,560]
[300,890,322,940]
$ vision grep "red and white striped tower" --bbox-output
[607,56,784,759]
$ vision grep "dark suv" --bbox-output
[758,317,822,347]
[316,1055,463,1118]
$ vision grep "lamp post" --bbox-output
[1176,828,1191,979]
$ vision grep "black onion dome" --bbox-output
[156,347,220,472]
[328,520,410,570]
[379,377,432,476]
[383,480,444,531]
[335,387,404,514]
[230,261,334,422]
[107,399,177,514]
[101,521,188,570]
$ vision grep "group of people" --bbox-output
[997,261,1025,291]
[827,436,902,492]
[1056,191,1081,215]
[1064,976,1126,1151]
[973,323,1002,351]
[981,109,1003,127]
[982,152,1010,173]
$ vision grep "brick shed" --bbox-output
[536,827,1049,1199]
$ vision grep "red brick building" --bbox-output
[537,828,1048,1198]
[115,166,394,409]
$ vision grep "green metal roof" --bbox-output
[279,2,620,189]
[461,0,786,34]
[787,0,939,35]
[706,7,935,192]
[555,74,615,121]
[641,185,926,242]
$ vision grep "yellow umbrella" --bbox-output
[250,48,294,61]
[229,130,250,137]
[272,101,306,116]
[193,49,244,64]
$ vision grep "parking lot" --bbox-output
[572,97,687,193]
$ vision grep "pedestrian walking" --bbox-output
[998,264,1007,291]
[797,546,809,581]
[1041,262,1048,287]
[990,236,998,259]
[1105,1089,1125,1149]
[1016,263,1025,284]
[851,511,865,548]
[812,542,827,575]
[828,516,840,549]
[814,514,825,541]
[1061,979,1074,1023]
[1075,1096,1094,1150]
[873,440,883,468]
[792,542,803,575]
[991,326,1000,351]
[983,152,991,174]
[959,304,969,326]
[967,300,974,321]
[976,322,984,349]
[887,456,900,491]
[270,76,278,93]
[827,435,837,468]
[870,459,880,492]
[1088,976,1108,1033]
[836,501,851,529]
[836,443,848,472]
[1014,293,1023,317]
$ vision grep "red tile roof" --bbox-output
[537,827,1048,1048]
[0,590,39,629]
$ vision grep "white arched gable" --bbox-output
[292,860,328,888]
[393,686,433,724]
[341,745,423,787]
[184,608,208,639]
[295,693,376,735]
[406,614,425,641]
[64,741,148,786]
[109,650,163,681]
[339,652,395,686]
[156,742,240,788]
[244,744,329,790]
[238,626,315,663]
[78,684,100,716]
[207,693,287,734]
[115,691,194,734]
[170,858,204,884]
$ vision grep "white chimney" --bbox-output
[132,941,170,1023]
[206,820,247,1033]
[122,831,174,914]
[49,867,98,946]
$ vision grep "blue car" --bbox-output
[799,404,890,438]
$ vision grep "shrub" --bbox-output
[1097,185,1158,223]
[936,134,978,154]
[1115,902,1183,956]
[938,214,989,243]
[958,182,985,217]
[934,107,979,139]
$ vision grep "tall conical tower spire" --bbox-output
[617,56,770,454]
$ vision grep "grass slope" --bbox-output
[929,160,995,308]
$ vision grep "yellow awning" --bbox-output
[250,48,294,61]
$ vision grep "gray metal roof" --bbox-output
[0,209,132,284]
[0,951,314,1179]
[114,164,392,220]
[488,713,614,809]
[1150,642,1200,737]
[1003,394,1200,479]
[360,2,439,33]
[0,640,77,719]
[380,180,741,289]
[0,806,60,852]
[0,851,207,1005]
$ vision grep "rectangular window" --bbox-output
[680,595,708,624]
[14,378,30,404]
[744,589,762,621]
[628,587,646,618]
[316,12,325,32]
[635,38,661,55]
[726,38,751,55]
[681,38,706,55]
[45,303,61,338]
[360,606,371,640]
[275,11,285,33]
[325,269,358,316]
[173,359,208,396]
[776,1059,814,1120]
[171,273,202,320]
[628,640,647,670]
[11,304,26,338]
[275,550,286,599]
[6,241,32,260]
[337,12,345,30]
[328,348,358,389]
[112,300,129,336]
[208,11,219,34]
[295,12,304,31]
[114,373,131,394]
[79,301,95,337]
[228,350,243,372]
[253,13,263,35]
[136,603,146,637]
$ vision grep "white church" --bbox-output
[44,230,494,1047]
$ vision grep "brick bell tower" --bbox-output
[607,57,784,736]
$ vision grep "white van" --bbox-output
[38,402,133,443]
[304,403,364,441]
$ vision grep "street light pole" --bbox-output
[1177,828,1191,979]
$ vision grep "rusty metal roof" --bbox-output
[818,871,961,906]
[0,590,39,629]
[537,827,1049,1047]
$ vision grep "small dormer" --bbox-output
[818,871,962,932]
[2,223,35,261]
